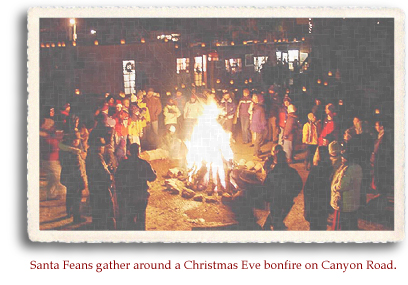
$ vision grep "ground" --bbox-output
[39,138,394,232]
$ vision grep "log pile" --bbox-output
[162,158,266,204]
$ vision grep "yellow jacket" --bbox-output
[302,121,321,145]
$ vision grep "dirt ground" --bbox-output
[39,137,394,232]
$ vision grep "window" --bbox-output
[176,58,190,74]
[194,56,203,86]
[245,54,254,66]
[254,56,268,72]
[225,58,242,74]
[122,60,136,95]
[300,52,308,65]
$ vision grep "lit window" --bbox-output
[194,56,203,86]
[225,58,242,74]
[122,60,136,95]
[254,56,268,72]
[176,58,190,74]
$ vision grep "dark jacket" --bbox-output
[59,146,86,190]
[86,150,112,191]
[283,113,299,141]
[115,157,157,203]
[250,103,267,133]
[303,162,332,223]
[263,163,303,204]
[145,96,162,122]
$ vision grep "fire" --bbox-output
[185,99,234,192]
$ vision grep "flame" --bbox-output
[185,99,234,190]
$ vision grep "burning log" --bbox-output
[163,178,185,195]
[181,188,196,199]
[191,161,208,188]
[193,194,204,202]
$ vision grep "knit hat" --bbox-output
[287,104,296,113]
[328,141,341,157]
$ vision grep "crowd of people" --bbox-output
[40,80,393,231]
[260,85,393,230]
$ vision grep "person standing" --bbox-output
[173,90,187,137]
[145,88,162,147]
[250,93,267,160]
[40,118,64,200]
[86,137,116,230]
[236,88,252,144]
[263,151,303,230]
[219,92,237,134]
[330,150,363,230]
[115,143,157,230]
[303,146,332,230]
[59,134,87,223]
[318,103,339,146]
[302,113,321,170]
[183,95,203,140]
[278,96,291,145]
[163,98,181,132]
[266,85,281,144]
[282,104,299,164]
[371,121,393,198]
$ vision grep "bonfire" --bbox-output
[184,99,235,194]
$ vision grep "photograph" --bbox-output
[27,7,404,242]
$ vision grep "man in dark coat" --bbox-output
[263,151,303,230]
[86,137,116,230]
[303,146,333,230]
[59,134,87,223]
[115,143,157,230]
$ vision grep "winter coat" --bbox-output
[330,162,362,212]
[184,101,203,119]
[267,96,280,119]
[220,98,237,120]
[278,105,288,129]
[59,144,87,190]
[145,96,162,122]
[115,157,157,204]
[237,97,252,118]
[302,121,321,145]
[283,113,299,141]
[263,163,303,204]
[318,117,338,146]
[250,103,267,134]
[303,161,332,222]
[85,150,113,197]
[163,104,181,125]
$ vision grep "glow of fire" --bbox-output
[185,99,234,189]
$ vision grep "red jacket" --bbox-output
[278,106,287,129]
[318,118,338,146]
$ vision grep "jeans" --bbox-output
[254,131,265,156]
[278,127,285,145]
[240,116,251,144]
[268,116,279,143]
[283,140,293,161]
